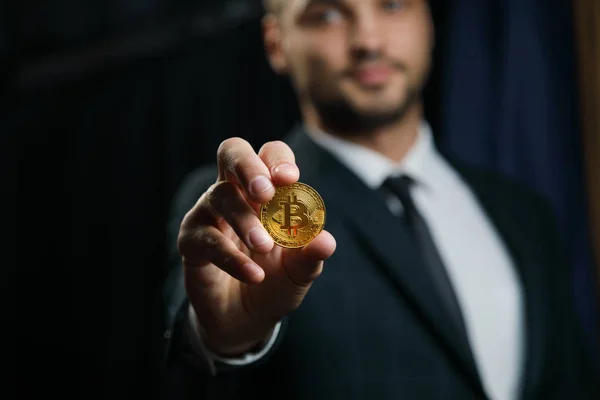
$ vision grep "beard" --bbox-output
[309,84,421,137]
[300,51,429,137]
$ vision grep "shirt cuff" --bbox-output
[186,303,282,375]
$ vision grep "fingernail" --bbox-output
[249,175,274,196]
[273,163,298,176]
[248,227,272,248]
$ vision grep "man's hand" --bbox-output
[178,138,336,357]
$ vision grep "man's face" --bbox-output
[267,0,434,134]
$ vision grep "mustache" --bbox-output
[342,54,407,76]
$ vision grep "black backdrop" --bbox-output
[8,1,449,398]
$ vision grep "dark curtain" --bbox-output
[9,0,596,398]
[438,0,598,353]
[10,2,305,398]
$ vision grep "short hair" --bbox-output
[263,0,435,18]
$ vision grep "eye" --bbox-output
[317,8,343,23]
[382,0,407,12]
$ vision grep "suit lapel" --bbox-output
[450,161,547,399]
[286,127,487,397]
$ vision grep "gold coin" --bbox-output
[260,182,326,249]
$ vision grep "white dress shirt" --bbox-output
[188,121,525,400]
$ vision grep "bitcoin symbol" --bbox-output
[261,182,326,249]
[279,192,309,237]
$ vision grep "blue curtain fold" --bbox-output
[438,0,597,353]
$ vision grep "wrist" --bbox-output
[195,314,279,358]
[203,324,277,357]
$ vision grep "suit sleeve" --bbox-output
[186,303,284,375]
[161,166,289,398]
[162,166,219,371]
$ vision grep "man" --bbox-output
[162,0,597,398]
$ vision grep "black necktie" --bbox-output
[382,175,471,348]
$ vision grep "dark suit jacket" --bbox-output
[161,126,598,400]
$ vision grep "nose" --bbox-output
[350,11,383,57]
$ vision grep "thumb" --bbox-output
[283,230,337,287]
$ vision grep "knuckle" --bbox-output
[180,228,219,260]
[179,204,204,235]
[233,161,251,182]
[179,209,194,231]
[176,226,198,256]
[208,181,234,201]
[206,181,239,214]
[306,266,324,282]
[181,191,212,228]
[222,254,233,266]
[217,137,246,165]
[199,230,220,248]
[218,137,247,155]
[218,138,265,183]
[177,200,222,258]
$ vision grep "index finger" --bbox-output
[217,137,275,204]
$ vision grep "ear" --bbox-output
[262,14,289,75]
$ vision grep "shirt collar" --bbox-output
[305,121,437,190]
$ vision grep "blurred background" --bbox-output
[7,0,599,398]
